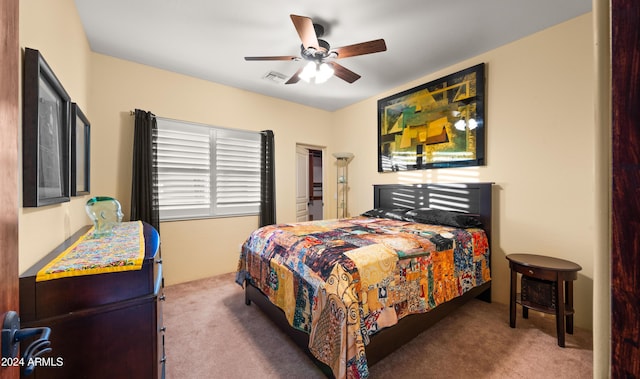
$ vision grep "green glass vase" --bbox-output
[85,196,124,237]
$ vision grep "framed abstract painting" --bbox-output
[378,63,485,172]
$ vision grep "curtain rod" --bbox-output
[130,110,157,118]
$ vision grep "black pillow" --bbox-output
[403,208,482,228]
[361,208,409,221]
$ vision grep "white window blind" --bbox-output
[154,117,261,221]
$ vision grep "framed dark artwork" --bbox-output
[378,63,485,172]
[23,47,71,207]
[71,103,90,196]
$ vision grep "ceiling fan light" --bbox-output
[468,118,478,130]
[299,61,316,82]
[315,63,334,83]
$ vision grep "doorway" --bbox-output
[295,145,324,222]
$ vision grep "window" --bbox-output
[154,117,261,221]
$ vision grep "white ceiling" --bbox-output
[74,0,591,112]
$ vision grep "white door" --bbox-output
[295,146,309,222]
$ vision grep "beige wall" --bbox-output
[88,54,333,285]
[17,0,598,334]
[333,14,596,330]
[18,0,93,271]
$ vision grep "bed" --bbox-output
[236,182,493,378]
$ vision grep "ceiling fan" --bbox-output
[245,14,387,84]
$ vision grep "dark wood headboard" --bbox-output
[373,182,493,240]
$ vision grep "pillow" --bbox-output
[403,208,482,228]
[361,208,409,221]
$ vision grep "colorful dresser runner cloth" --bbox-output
[36,221,145,282]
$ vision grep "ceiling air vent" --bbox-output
[262,71,287,84]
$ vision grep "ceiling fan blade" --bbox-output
[285,67,303,84]
[329,62,361,83]
[333,39,387,59]
[290,14,319,50]
[244,56,299,61]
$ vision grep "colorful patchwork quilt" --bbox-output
[236,216,490,379]
[37,221,145,282]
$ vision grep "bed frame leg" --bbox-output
[476,285,492,303]
[244,281,251,306]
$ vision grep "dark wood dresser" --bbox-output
[19,222,165,379]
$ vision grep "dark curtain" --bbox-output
[259,130,276,227]
[131,109,160,232]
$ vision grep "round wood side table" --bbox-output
[506,253,582,347]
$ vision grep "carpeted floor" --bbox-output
[163,273,593,378]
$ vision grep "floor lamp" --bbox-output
[333,152,354,218]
